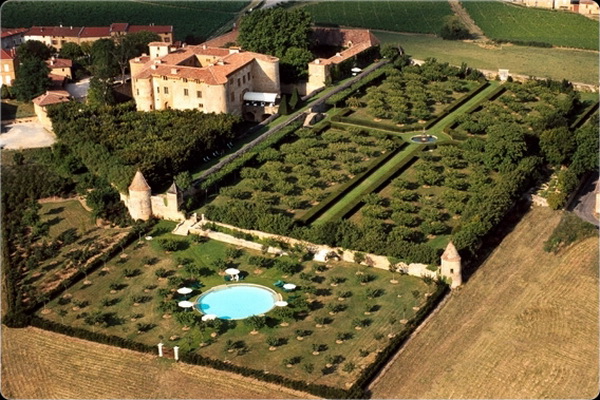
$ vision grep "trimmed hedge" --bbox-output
[328,146,423,221]
[334,114,424,133]
[298,145,404,225]
[570,100,599,130]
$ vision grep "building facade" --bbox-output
[0,48,17,86]
[1,28,27,50]
[130,42,280,119]
[46,57,72,79]
[23,23,173,50]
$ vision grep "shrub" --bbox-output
[543,212,597,254]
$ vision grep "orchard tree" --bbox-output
[539,126,574,166]
[484,123,527,172]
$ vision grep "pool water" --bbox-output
[196,284,278,320]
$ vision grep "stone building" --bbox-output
[24,23,173,50]
[129,42,280,120]
[0,48,17,86]
[440,241,463,288]
[121,171,185,222]
[509,0,599,15]
[1,28,27,50]
[46,57,72,79]
[32,90,71,130]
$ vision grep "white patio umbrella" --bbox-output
[275,301,288,307]
[351,67,362,73]
[283,283,296,290]
[177,287,193,295]
[201,314,217,321]
[178,300,194,309]
[224,268,240,275]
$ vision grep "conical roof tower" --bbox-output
[441,241,461,262]
[129,170,151,192]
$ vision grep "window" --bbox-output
[240,93,243,102]
[3,64,8,72]
[136,89,139,95]
[150,104,153,110]
[230,91,234,102]
[242,75,246,84]
[196,90,202,98]
[156,87,160,93]
[198,103,203,108]
[183,78,188,83]
[237,78,240,87]
[450,269,454,274]
[162,76,167,80]
[247,72,251,80]
[164,87,169,94]
[184,88,189,96]
[164,37,169,42]
[5,75,10,84]
[51,39,57,45]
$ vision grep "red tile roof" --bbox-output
[200,30,240,48]
[1,28,28,38]
[47,58,72,68]
[1,49,15,60]
[27,26,83,38]
[129,25,173,34]
[32,90,70,107]
[110,23,129,33]
[79,26,110,38]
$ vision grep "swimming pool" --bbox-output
[195,284,281,320]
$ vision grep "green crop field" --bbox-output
[462,1,599,50]
[300,0,453,34]
[0,0,249,42]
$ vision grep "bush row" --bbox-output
[329,149,423,221]
[325,66,391,107]
[495,39,552,48]
[445,85,508,132]
[570,101,599,130]
[298,145,404,225]
[422,80,490,130]
[333,113,424,133]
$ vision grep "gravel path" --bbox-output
[448,0,488,41]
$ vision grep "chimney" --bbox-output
[134,57,141,62]
[60,23,63,28]
[315,59,320,64]
[142,53,147,57]
[70,26,73,30]
[151,64,158,70]
[171,68,178,74]
[202,44,207,50]
[336,52,341,57]
[216,60,224,66]
[228,47,240,54]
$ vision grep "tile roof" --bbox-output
[1,28,28,38]
[311,27,380,48]
[110,23,129,33]
[32,90,70,107]
[311,41,372,66]
[47,58,73,68]
[441,241,461,262]
[129,171,151,191]
[200,30,240,48]
[79,26,111,38]
[27,26,83,38]
[1,49,15,60]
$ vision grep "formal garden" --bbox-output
[35,211,438,389]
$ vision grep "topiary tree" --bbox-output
[278,94,290,115]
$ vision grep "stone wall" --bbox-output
[150,194,185,221]
[188,215,442,281]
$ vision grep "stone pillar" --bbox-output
[157,342,164,357]
[173,346,179,361]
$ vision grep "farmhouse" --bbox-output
[129,42,280,120]
[46,56,72,79]
[509,0,599,15]
[32,90,71,130]
[23,23,173,50]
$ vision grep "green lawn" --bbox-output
[374,31,599,85]
[1,100,35,120]
[462,0,599,50]
[301,0,453,34]
[39,219,435,388]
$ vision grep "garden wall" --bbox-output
[186,214,441,281]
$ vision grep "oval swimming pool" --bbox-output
[195,284,280,320]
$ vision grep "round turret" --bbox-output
[440,241,462,288]
[128,170,152,221]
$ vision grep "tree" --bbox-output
[59,42,84,61]
[289,87,300,111]
[539,126,574,166]
[484,123,527,172]
[440,16,471,40]
[112,31,161,84]
[174,171,193,190]
[278,94,290,115]
[87,76,115,107]
[381,43,402,60]
[17,40,54,61]
[280,47,313,82]
[12,57,51,101]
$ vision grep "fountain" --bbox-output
[410,133,438,143]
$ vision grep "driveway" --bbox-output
[0,122,56,149]
[569,173,599,227]
[65,77,90,100]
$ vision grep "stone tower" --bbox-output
[128,170,152,221]
[166,181,183,210]
[440,241,462,288]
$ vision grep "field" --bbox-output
[370,207,599,398]
[462,0,599,50]
[300,0,453,34]
[1,326,314,399]
[0,1,249,42]
[374,31,600,85]
[37,217,435,389]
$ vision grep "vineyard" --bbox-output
[461,1,599,50]
[1,0,249,42]
[301,0,453,34]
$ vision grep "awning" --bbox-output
[243,92,278,103]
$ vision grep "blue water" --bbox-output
[196,284,277,320]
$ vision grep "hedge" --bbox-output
[327,146,423,221]
[333,114,424,133]
[570,100,599,130]
[422,80,490,130]
[325,66,391,107]
[298,145,404,225]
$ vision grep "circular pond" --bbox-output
[410,134,438,143]
[195,284,280,320]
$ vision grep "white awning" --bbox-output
[243,92,278,103]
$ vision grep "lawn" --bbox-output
[38,219,436,389]
[1,99,35,120]
[374,31,599,85]
[462,0,599,50]
[370,207,599,398]
[301,0,453,34]
[1,1,249,42]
